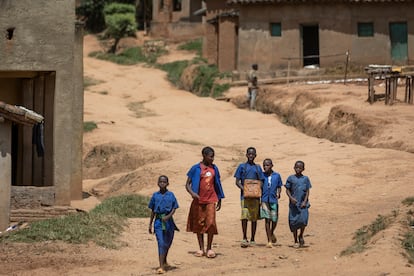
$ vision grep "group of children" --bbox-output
[148,146,312,274]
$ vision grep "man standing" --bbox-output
[247,64,258,110]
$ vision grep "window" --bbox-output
[173,0,182,11]
[358,22,374,37]
[270,23,281,37]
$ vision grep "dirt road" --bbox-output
[2,35,414,275]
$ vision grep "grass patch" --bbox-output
[157,60,189,88]
[127,101,156,118]
[178,38,202,56]
[402,197,414,206]
[0,194,150,248]
[402,197,414,263]
[191,64,230,98]
[89,47,148,65]
[84,76,104,88]
[84,121,98,132]
[341,213,396,256]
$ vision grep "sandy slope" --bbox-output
[1,35,414,276]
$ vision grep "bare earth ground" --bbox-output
[1,35,414,275]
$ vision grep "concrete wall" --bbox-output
[236,3,414,71]
[204,0,238,71]
[0,0,83,205]
[0,121,11,230]
[218,17,237,72]
[151,0,203,39]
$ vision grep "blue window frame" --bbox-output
[358,22,374,37]
[270,23,281,37]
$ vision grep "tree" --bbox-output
[103,3,137,53]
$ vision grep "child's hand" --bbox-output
[216,199,222,211]
[148,225,153,234]
[290,198,298,205]
[192,193,200,200]
[300,201,307,208]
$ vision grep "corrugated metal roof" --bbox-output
[227,0,413,4]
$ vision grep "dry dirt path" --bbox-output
[4,35,414,276]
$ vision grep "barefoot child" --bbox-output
[285,161,312,248]
[186,146,225,258]
[234,147,265,248]
[261,158,283,248]
[148,175,179,274]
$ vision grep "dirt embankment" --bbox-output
[231,83,414,153]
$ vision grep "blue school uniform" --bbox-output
[261,172,283,204]
[148,191,179,255]
[187,163,225,199]
[234,163,265,199]
[285,174,312,232]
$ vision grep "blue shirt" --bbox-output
[148,190,179,214]
[234,162,265,199]
[187,163,225,200]
[285,174,312,207]
[261,172,283,204]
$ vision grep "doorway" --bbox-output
[390,22,408,63]
[301,25,320,66]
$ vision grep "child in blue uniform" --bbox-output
[260,158,283,248]
[234,147,265,248]
[285,161,311,248]
[148,175,179,274]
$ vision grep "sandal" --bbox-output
[206,249,216,258]
[241,239,249,248]
[156,268,166,274]
[266,242,273,248]
[193,250,205,257]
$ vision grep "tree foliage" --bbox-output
[104,3,137,53]
[77,0,138,33]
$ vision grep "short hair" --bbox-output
[158,175,169,182]
[246,146,256,154]
[202,146,214,156]
[263,158,273,165]
[295,160,305,167]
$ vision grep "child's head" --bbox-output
[246,147,257,163]
[158,175,169,191]
[252,64,258,70]
[202,146,215,166]
[263,158,273,174]
[294,160,305,175]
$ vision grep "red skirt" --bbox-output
[186,199,218,235]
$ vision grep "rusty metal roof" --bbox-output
[227,0,413,4]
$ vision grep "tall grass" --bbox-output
[1,194,150,249]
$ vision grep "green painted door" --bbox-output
[390,22,408,62]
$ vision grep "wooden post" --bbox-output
[0,120,12,230]
[385,76,390,105]
[368,73,375,104]
[344,50,349,85]
[410,75,414,104]
[287,58,291,85]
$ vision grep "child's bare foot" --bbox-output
[193,250,205,257]
[156,267,166,274]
